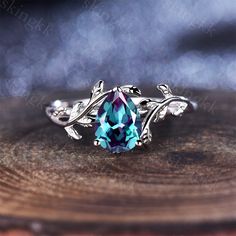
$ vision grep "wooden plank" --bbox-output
[0,88,235,235]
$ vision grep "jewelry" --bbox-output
[46,81,197,153]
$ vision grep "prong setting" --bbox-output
[94,140,100,147]
[113,86,122,92]
[136,140,143,147]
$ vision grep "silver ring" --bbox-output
[45,80,197,153]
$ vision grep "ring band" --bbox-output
[46,81,197,153]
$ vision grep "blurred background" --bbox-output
[1,0,236,97]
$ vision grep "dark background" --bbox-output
[1,0,236,97]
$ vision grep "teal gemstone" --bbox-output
[95,89,142,153]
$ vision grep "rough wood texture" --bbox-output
[0,88,235,235]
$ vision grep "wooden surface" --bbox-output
[0,88,236,235]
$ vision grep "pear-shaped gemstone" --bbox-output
[95,89,142,153]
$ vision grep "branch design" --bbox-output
[140,84,195,144]
[46,81,196,144]
[64,81,142,140]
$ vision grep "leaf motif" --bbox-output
[157,84,173,98]
[141,128,152,144]
[64,126,82,140]
[121,85,141,97]
[91,80,104,99]
[139,99,152,108]
[78,116,94,127]
[154,106,168,122]
[169,101,188,116]
[68,102,83,123]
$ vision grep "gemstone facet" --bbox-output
[95,89,142,153]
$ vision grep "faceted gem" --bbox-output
[95,89,142,153]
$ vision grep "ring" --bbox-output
[45,81,197,153]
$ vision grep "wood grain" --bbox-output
[0,88,235,235]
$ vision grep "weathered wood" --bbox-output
[0,88,235,235]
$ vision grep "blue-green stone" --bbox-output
[95,89,142,153]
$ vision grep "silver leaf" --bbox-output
[169,101,188,116]
[157,84,173,98]
[68,102,83,123]
[91,80,104,99]
[65,126,82,140]
[154,106,168,122]
[121,85,141,96]
[78,116,94,127]
[141,128,152,144]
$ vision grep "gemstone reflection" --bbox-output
[95,89,141,153]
